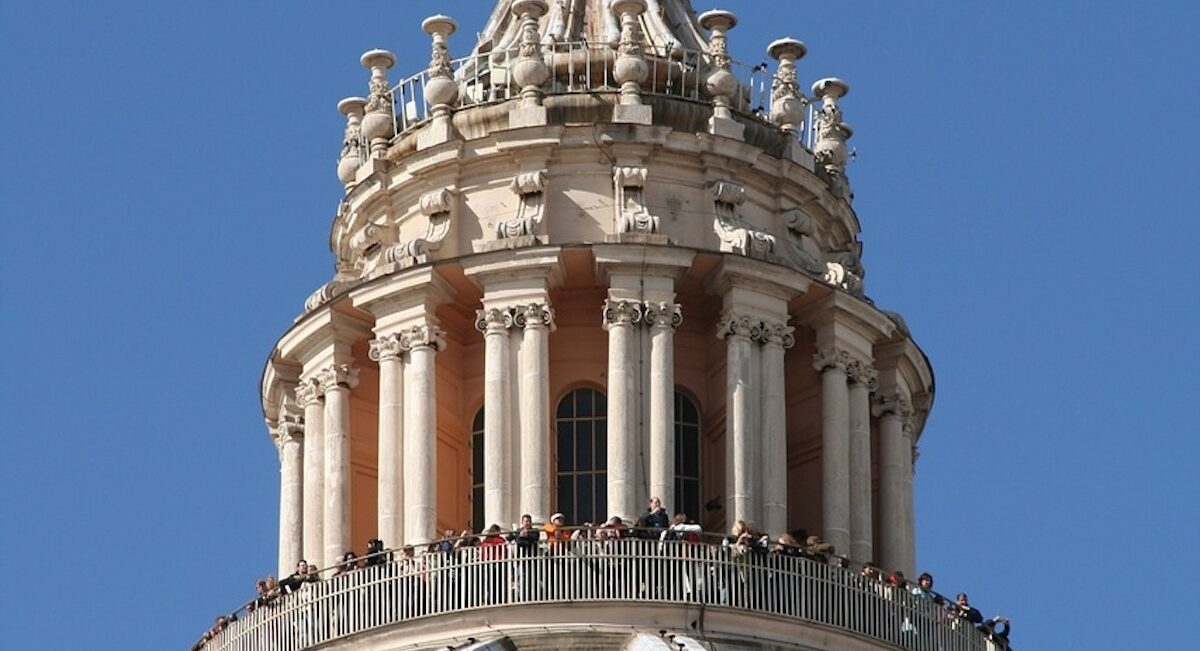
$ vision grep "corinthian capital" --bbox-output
[401,324,447,351]
[602,299,644,329]
[271,416,304,455]
[644,302,683,330]
[873,392,915,433]
[812,346,853,373]
[368,333,410,362]
[294,378,323,408]
[316,364,360,393]
[513,303,556,330]
[474,307,514,335]
[846,358,878,390]
[758,320,796,348]
[716,313,762,340]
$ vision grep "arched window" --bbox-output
[470,407,484,530]
[555,388,608,525]
[674,391,701,521]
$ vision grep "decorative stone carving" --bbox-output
[822,250,865,296]
[422,16,459,112]
[316,364,360,394]
[710,180,776,260]
[368,332,410,362]
[349,223,383,255]
[873,392,915,434]
[384,187,457,266]
[271,413,304,458]
[602,299,644,328]
[336,97,367,187]
[699,10,737,118]
[757,320,796,349]
[510,1,551,107]
[812,346,854,373]
[812,77,854,200]
[400,323,447,351]
[303,266,363,313]
[294,378,322,408]
[643,302,683,330]
[612,0,649,106]
[716,313,762,340]
[783,209,825,274]
[512,303,556,330]
[360,49,397,155]
[474,307,514,334]
[767,38,808,134]
[846,358,878,391]
[614,167,658,234]
[497,171,548,239]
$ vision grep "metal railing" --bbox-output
[200,538,998,651]
[385,41,800,140]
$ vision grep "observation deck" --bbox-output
[201,539,1003,651]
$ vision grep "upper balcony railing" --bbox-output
[382,42,817,147]
[199,537,1003,651]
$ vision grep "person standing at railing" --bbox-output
[508,514,541,600]
[637,497,671,539]
[479,525,507,606]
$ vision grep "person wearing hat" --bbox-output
[544,512,572,553]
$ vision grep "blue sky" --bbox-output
[1,1,1196,649]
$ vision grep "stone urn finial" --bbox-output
[611,0,649,107]
[699,9,738,118]
[422,15,460,114]
[767,38,807,134]
[360,49,397,156]
[811,77,853,198]
[336,97,367,186]
[510,0,551,107]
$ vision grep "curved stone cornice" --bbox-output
[812,346,853,373]
[400,324,447,351]
[474,306,514,334]
[368,333,410,362]
[512,303,556,330]
[644,302,683,330]
[602,299,644,329]
[316,364,360,394]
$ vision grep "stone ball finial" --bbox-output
[360,49,397,71]
[698,9,738,32]
[812,77,849,101]
[768,37,807,62]
[421,14,458,38]
[512,0,549,19]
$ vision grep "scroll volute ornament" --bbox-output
[614,166,658,234]
[709,179,776,259]
[385,187,458,266]
[497,171,548,239]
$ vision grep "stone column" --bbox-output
[604,299,643,523]
[319,363,359,568]
[759,320,794,537]
[719,314,759,527]
[646,302,681,512]
[515,303,554,523]
[847,358,877,563]
[274,417,304,578]
[476,308,513,529]
[874,392,914,574]
[369,333,407,548]
[403,324,445,544]
[814,347,851,556]
[296,380,325,566]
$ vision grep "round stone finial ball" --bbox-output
[360,49,397,70]
[698,9,738,32]
[512,0,549,19]
[768,37,807,62]
[421,14,458,37]
[812,77,850,100]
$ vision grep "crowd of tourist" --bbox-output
[195,498,1011,650]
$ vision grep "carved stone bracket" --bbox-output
[614,167,658,235]
[602,299,644,329]
[644,302,683,330]
[316,364,360,395]
[710,180,775,260]
[783,209,825,274]
[812,346,854,374]
[821,250,865,296]
[385,187,457,266]
[512,303,556,331]
[497,171,548,239]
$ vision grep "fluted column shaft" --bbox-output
[404,325,444,544]
[298,383,325,566]
[647,303,681,511]
[321,364,358,568]
[370,335,406,549]
[847,359,876,563]
[477,309,513,529]
[760,322,793,536]
[275,422,304,578]
[517,304,553,523]
[604,299,642,523]
[815,348,851,555]
[720,315,758,527]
